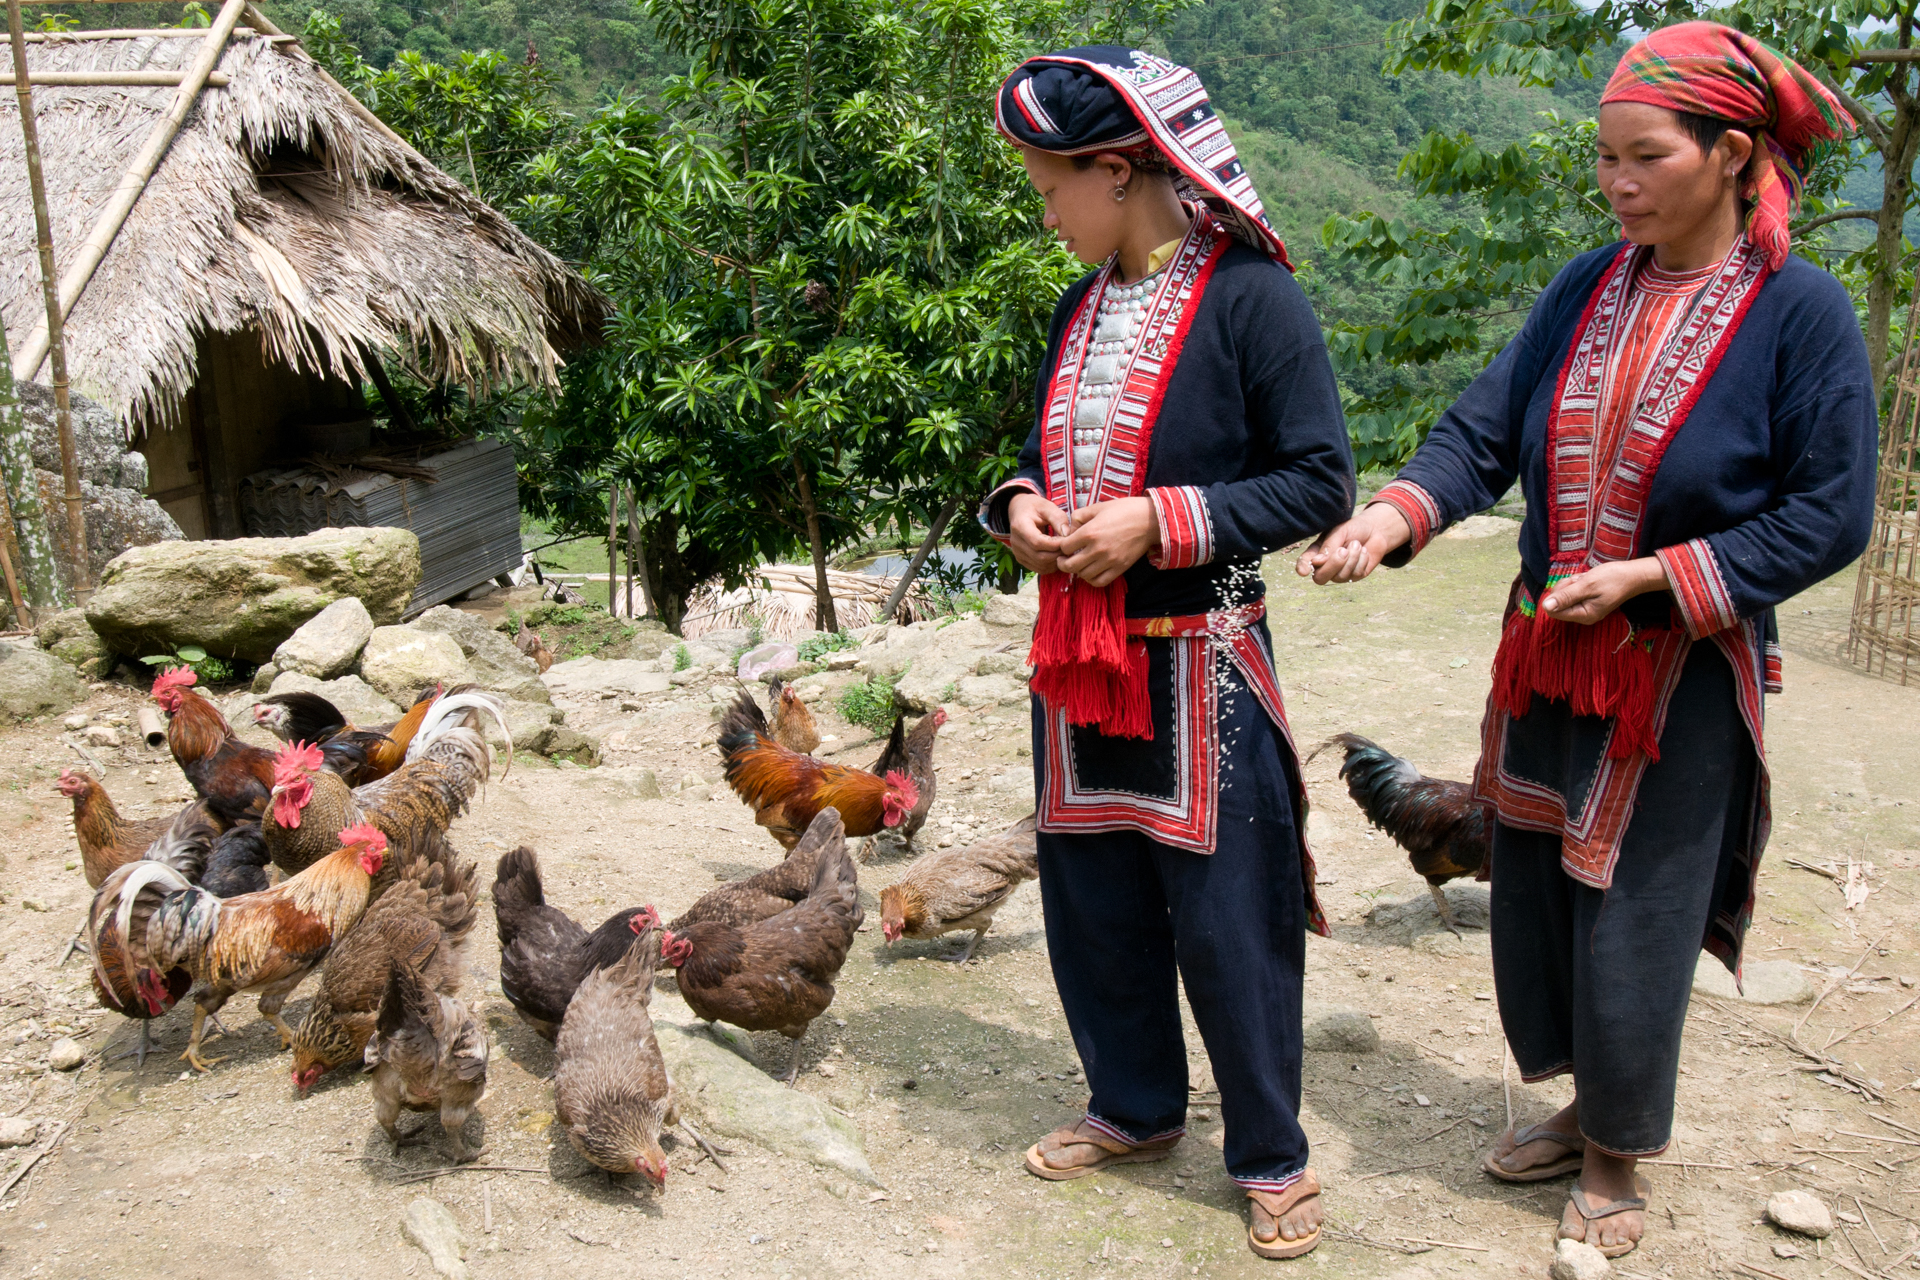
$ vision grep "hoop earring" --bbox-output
[1111,186,1127,203]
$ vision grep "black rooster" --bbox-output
[1321,734,1491,935]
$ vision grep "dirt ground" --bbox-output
[2,524,1918,1280]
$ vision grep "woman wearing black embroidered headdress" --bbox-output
[981,47,1354,1260]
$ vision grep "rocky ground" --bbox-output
[0,522,1918,1280]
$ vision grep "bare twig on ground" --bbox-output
[1785,858,1842,880]
[0,1120,70,1200]
[1415,1117,1464,1143]
[1838,1127,1920,1147]
[1824,994,1920,1052]
[1870,1113,1920,1140]
[1796,936,1886,1040]
[1639,1158,1733,1169]
[389,1164,550,1186]
[1853,1195,1887,1253]
[1322,1229,1428,1255]
[1350,1160,1444,1182]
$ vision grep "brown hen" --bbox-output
[365,952,489,1162]
[716,692,916,849]
[767,676,820,755]
[879,813,1038,962]
[668,809,845,933]
[661,816,863,1084]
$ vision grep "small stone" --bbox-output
[84,724,121,747]
[20,898,47,913]
[1193,1108,1212,1121]
[47,1038,84,1071]
[1836,1209,1862,1224]
[670,667,704,686]
[1694,956,1815,1005]
[63,713,88,731]
[0,1117,38,1146]
[401,1197,470,1280]
[1772,1242,1801,1258]
[1303,1008,1380,1054]
[1549,1237,1613,1280]
[1414,1094,1432,1107]
[1765,1188,1834,1238]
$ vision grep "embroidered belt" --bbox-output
[1125,599,1266,638]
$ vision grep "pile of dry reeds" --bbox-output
[680,564,938,640]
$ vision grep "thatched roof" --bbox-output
[0,29,607,428]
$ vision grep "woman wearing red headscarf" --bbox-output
[1298,22,1876,1258]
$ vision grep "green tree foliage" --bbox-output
[1327,0,1914,466]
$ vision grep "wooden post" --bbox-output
[607,479,618,618]
[10,0,248,385]
[881,495,962,623]
[622,484,635,620]
[7,0,88,593]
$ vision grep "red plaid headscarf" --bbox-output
[1601,21,1852,270]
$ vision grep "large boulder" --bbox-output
[408,606,549,704]
[85,527,420,664]
[654,996,878,1185]
[16,380,145,488]
[33,608,111,679]
[358,626,473,704]
[488,698,562,756]
[272,597,374,679]
[894,616,996,712]
[541,656,672,704]
[0,645,86,720]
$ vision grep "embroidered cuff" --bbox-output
[1146,485,1214,569]
[1370,480,1442,558]
[978,477,1043,545]
[1656,538,1740,638]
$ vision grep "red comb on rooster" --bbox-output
[270,741,325,830]
[150,666,198,712]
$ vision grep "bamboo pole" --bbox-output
[0,321,64,616]
[881,495,962,623]
[9,0,248,386]
[0,537,26,627]
[8,0,87,593]
[0,70,231,84]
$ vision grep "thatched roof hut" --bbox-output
[0,22,606,546]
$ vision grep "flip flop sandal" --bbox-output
[1023,1121,1178,1181]
[1247,1170,1322,1260]
[1482,1121,1586,1182]
[1559,1174,1652,1259]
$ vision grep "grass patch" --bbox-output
[837,677,899,736]
[796,631,858,664]
[514,601,637,661]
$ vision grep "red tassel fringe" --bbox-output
[1489,608,1663,761]
[1028,573,1153,740]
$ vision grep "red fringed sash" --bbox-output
[1488,239,1768,759]
[1026,214,1229,739]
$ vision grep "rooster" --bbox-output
[1321,733,1491,936]
[767,677,820,755]
[261,691,506,883]
[114,822,390,1071]
[668,808,843,933]
[59,771,224,889]
[868,708,945,851]
[365,953,489,1163]
[82,813,222,1063]
[252,685,442,785]
[492,845,659,1042]
[879,813,1038,962]
[716,691,917,850]
[152,668,366,828]
[661,817,863,1085]
[291,849,479,1094]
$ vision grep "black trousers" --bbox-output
[1491,641,1756,1156]
[1034,660,1310,1190]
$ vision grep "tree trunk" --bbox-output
[881,495,961,622]
[1869,107,1920,390]
[0,326,65,619]
[628,497,654,619]
[791,457,837,632]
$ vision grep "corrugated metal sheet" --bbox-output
[238,438,521,614]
